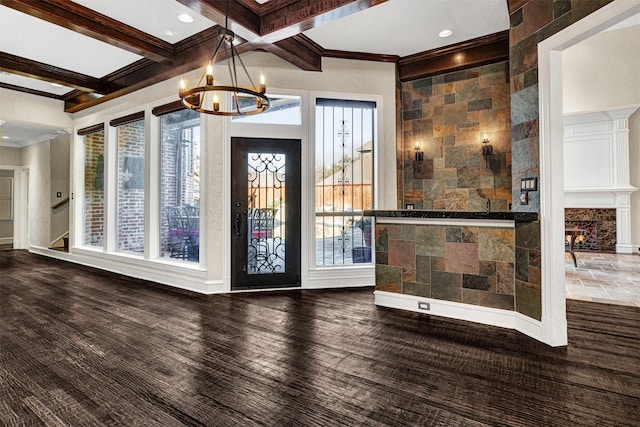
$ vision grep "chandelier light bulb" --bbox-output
[206,63,214,86]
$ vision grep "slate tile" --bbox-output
[431,271,463,302]
[463,274,491,291]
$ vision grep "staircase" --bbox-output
[50,232,69,252]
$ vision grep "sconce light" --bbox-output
[414,141,424,162]
[482,134,493,167]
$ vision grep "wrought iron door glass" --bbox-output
[247,152,286,274]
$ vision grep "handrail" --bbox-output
[51,197,70,210]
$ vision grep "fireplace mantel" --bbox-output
[564,106,639,253]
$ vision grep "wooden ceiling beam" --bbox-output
[0,82,63,100]
[2,0,175,63]
[398,31,509,82]
[259,0,389,43]
[263,35,323,72]
[176,0,261,42]
[0,52,106,93]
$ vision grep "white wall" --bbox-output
[22,141,51,248]
[50,134,70,242]
[562,23,640,252]
[562,24,640,114]
[0,147,22,166]
[0,88,72,129]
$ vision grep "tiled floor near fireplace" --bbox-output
[566,252,640,307]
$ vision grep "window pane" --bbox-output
[232,94,301,125]
[160,109,200,262]
[117,120,145,254]
[315,99,375,267]
[83,129,104,247]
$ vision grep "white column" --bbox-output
[607,107,636,189]
[615,193,633,254]
[607,107,638,254]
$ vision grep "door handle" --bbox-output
[235,212,242,236]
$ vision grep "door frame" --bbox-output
[537,0,640,346]
[0,165,29,249]
[230,137,302,290]
[226,89,309,292]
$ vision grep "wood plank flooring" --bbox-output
[1,250,639,426]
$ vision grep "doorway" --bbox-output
[230,137,301,290]
[536,0,640,345]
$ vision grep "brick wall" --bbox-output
[117,120,145,253]
[84,131,104,247]
[401,61,512,211]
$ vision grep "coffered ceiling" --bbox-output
[0,0,511,117]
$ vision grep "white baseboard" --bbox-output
[616,244,634,254]
[0,237,13,245]
[374,291,545,342]
[306,266,375,289]
[30,246,223,294]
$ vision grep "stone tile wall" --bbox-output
[401,62,512,212]
[375,222,516,311]
[508,0,613,320]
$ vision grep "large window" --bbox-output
[82,127,105,247]
[315,98,375,266]
[160,109,200,262]
[116,118,145,254]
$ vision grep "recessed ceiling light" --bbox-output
[2,136,10,139]
[50,83,63,88]
[164,30,177,37]
[178,13,194,23]
[438,29,453,38]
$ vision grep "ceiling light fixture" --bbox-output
[438,29,453,38]
[2,136,10,139]
[178,0,269,116]
[178,13,194,23]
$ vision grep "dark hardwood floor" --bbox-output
[1,250,639,426]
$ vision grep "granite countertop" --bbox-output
[363,210,538,222]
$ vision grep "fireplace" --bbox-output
[565,209,616,252]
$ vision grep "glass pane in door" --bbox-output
[246,152,286,275]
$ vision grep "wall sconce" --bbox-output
[482,134,493,167]
[414,141,424,162]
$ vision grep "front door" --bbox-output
[230,138,301,290]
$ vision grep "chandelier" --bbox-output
[178,0,270,116]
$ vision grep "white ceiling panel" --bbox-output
[0,121,68,148]
[0,5,142,78]
[72,0,217,43]
[304,0,510,57]
[0,72,74,96]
